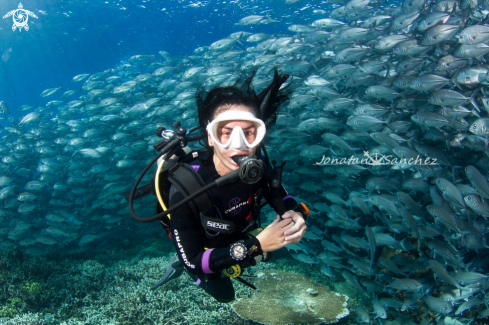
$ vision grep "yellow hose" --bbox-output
[155,146,192,221]
[155,156,170,220]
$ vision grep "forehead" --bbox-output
[218,120,255,129]
[213,104,255,119]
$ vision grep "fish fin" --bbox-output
[470,108,482,118]
[389,98,398,110]
[469,91,481,113]
[451,70,464,91]
[385,113,395,130]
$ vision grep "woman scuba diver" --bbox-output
[132,69,309,303]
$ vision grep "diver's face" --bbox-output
[208,108,258,175]
[217,120,257,146]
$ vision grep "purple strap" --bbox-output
[191,165,200,171]
[196,278,201,286]
[201,248,215,274]
[283,195,293,201]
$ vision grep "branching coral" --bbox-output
[0,248,350,325]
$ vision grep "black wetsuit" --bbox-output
[168,150,300,303]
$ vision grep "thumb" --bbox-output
[281,210,294,219]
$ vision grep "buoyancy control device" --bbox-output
[127,120,290,228]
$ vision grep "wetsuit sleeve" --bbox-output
[261,179,304,217]
[169,186,263,277]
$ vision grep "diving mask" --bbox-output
[207,111,266,151]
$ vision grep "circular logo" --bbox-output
[3,3,38,32]
[14,9,27,27]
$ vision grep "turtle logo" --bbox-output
[3,3,38,32]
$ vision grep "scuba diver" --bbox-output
[128,69,310,303]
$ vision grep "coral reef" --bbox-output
[0,240,365,325]
[0,239,280,325]
[232,270,349,325]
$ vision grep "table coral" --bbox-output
[232,269,349,325]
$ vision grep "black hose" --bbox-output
[128,138,180,223]
[129,133,237,223]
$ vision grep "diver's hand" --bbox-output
[256,216,294,253]
[281,210,306,243]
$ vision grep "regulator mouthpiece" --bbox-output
[232,155,264,184]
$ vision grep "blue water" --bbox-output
[0,2,347,323]
[4,0,488,324]
[0,0,328,117]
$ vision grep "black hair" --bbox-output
[196,68,290,147]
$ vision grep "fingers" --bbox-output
[277,219,295,229]
[284,218,305,236]
[266,216,281,228]
[285,224,307,243]
[280,210,295,220]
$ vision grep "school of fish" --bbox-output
[2,0,489,323]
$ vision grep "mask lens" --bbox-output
[218,124,256,145]
[207,111,266,150]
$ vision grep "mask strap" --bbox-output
[260,89,272,119]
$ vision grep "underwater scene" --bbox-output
[2,0,489,324]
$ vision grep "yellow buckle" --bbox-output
[223,264,241,278]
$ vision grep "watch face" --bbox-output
[231,244,246,260]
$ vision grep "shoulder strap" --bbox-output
[168,162,214,216]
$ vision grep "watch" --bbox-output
[230,240,247,261]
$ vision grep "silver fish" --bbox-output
[457,25,489,45]
[373,295,387,319]
[435,178,466,209]
[422,25,459,45]
[352,305,370,323]
[428,259,463,290]
[465,165,489,199]
[40,85,62,97]
[464,194,489,217]
[423,296,453,314]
